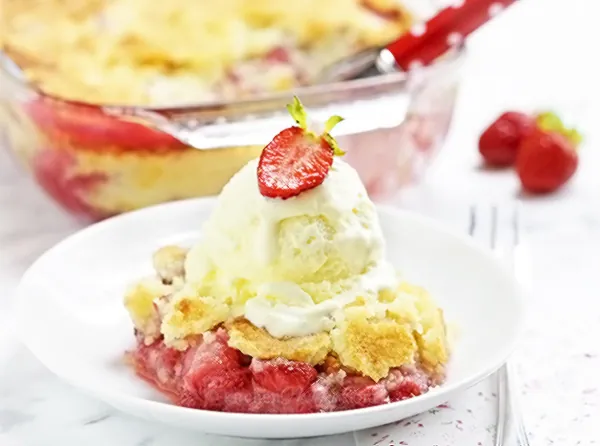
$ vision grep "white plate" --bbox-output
[15,198,524,439]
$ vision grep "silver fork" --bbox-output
[468,204,530,446]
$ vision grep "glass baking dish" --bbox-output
[0,49,464,221]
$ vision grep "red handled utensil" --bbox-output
[389,0,518,70]
[318,0,518,82]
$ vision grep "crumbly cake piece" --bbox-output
[123,277,172,343]
[124,245,449,381]
[161,292,230,349]
[393,282,448,373]
[227,319,331,365]
[152,245,187,283]
[330,306,417,381]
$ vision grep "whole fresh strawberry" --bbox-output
[479,111,535,166]
[257,96,344,199]
[516,112,582,194]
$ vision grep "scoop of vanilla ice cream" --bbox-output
[187,157,385,284]
[184,157,397,336]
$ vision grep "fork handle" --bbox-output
[495,364,509,446]
[496,361,531,446]
[506,362,531,446]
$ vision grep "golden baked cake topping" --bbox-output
[2,0,412,105]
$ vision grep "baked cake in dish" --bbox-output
[123,98,449,413]
[3,0,413,105]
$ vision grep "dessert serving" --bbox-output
[123,98,449,413]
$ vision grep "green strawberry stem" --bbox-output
[536,111,583,147]
[286,96,345,156]
[286,96,308,129]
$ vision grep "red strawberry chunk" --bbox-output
[249,358,318,413]
[257,126,334,199]
[222,388,254,413]
[311,372,345,412]
[390,379,424,401]
[32,148,109,220]
[338,376,388,410]
[131,340,183,395]
[385,366,430,402]
[250,384,315,414]
[265,46,291,63]
[179,332,250,410]
[250,358,317,395]
[128,326,439,413]
[179,389,205,409]
[154,345,183,386]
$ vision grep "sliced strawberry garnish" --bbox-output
[257,126,333,199]
[257,96,345,199]
[250,358,317,395]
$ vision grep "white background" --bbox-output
[1,0,600,444]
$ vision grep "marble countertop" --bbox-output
[1,0,600,444]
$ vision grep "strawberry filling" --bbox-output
[128,329,438,414]
[31,148,111,221]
